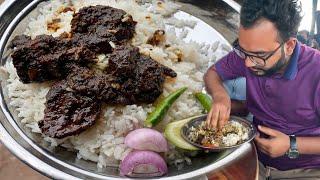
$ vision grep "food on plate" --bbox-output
[164,116,201,151]
[187,120,249,148]
[71,5,136,52]
[144,87,187,127]
[194,92,212,113]
[10,5,137,83]
[3,0,230,171]
[123,128,168,177]
[119,150,168,177]
[147,30,166,46]
[38,79,101,138]
[107,45,177,104]
[124,128,168,152]
[10,34,96,83]
[193,92,250,148]
[10,5,176,138]
[65,46,176,105]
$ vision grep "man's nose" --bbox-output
[244,57,256,67]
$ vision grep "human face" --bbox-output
[233,39,284,67]
[237,19,296,76]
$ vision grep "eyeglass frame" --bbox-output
[232,39,284,67]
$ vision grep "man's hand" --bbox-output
[206,94,231,129]
[254,125,290,158]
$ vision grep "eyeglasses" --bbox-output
[232,39,284,66]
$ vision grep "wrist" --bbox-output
[212,90,229,100]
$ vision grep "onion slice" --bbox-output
[120,150,168,177]
[125,128,168,152]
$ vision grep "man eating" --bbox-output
[204,0,320,179]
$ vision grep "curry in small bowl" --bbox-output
[181,115,257,151]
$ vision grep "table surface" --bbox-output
[0,0,258,179]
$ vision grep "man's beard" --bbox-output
[249,47,289,77]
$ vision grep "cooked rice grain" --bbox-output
[3,0,229,169]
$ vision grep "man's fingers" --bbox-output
[257,145,269,155]
[206,107,213,127]
[254,136,270,156]
[225,107,231,126]
[207,102,230,129]
[258,125,278,137]
[206,106,218,129]
[217,111,225,129]
[254,133,269,144]
[210,109,219,129]
[254,134,270,150]
[217,108,229,129]
[255,132,260,138]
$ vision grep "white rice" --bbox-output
[2,0,230,169]
[222,121,249,147]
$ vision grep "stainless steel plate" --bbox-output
[0,1,250,179]
[181,115,257,152]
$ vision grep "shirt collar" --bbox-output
[283,42,301,80]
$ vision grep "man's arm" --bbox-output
[204,66,229,99]
[297,137,320,154]
[255,126,320,158]
[204,66,231,129]
[204,67,248,123]
[204,51,247,128]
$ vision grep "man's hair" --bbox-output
[240,0,302,42]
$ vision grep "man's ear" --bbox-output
[284,38,297,56]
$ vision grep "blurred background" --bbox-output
[235,0,320,50]
[297,0,320,50]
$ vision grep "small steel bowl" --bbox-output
[181,115,257,152]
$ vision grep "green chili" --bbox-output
[194,92,212,113]
[144,87,187,127]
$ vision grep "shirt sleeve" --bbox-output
[213,51,247,81]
